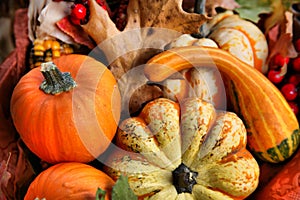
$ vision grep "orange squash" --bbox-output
[24,162,115,200]
[144,46,300,163]
[10,54,121,163]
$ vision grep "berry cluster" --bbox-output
[267,39,300,118]
[69,0,108,25]
[113,0,129,31]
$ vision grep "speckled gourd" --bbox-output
[104,97,259,199]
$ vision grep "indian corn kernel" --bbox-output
[29,39,74,69]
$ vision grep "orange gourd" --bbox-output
[10,54,121,163]
[24,162,115,200]
[144,46,299,163]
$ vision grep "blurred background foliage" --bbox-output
[0,0,29,63]
[235,0,300,22]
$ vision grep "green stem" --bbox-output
[194,0,206,14]
[39,62,76,95]
[193,0,207,37]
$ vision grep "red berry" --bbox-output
[292,57,300,72]
[273,53,290,66]
[71,3,87,20]
[288,101,299,116]
[295,39,300,52]
[281,83,298,101]
[288,74,300,86]
[267,70,284,84]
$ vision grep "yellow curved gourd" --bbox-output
[144,46,300,163]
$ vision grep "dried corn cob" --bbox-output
[29,39,74,69]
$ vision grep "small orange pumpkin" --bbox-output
[10,54,121,163]
[24,162,115,200]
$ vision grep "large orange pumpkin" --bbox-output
[24,162,115,200]
[10,54,121,163]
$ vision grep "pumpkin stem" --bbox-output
[172,163,198,194]
[40,62,76,95]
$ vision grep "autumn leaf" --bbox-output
[28,0,75,43]
[257,0,297,67]
[268,33,297,60]
[263,0,287,35]
[111,175,137,200]
[79,0,208,116]
[95,188,106,200]
[0,153,12,200]
[205,0,240,16]
[56,17,96,49]
[183,0,240,17]
[235,0,272,22]
[95,175,137,200]
[82,0,208,46]
[235,0,296,23]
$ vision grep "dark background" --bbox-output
[0,0,29,63]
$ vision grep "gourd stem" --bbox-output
[194,0,206,37]
[39,62,76,95]
[194,0,206,14]
[172,163,198,194]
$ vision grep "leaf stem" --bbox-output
[6,152,11,167]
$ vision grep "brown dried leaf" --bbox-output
[264,10,297,63]
[0,153,12,200]
[81,0,208,114]
[137,0,207,33]
[27,0,51,41]
[267,33,297,64]
[258,1,296,68]
[34,1,75,43]
[264,0,286,35]
[82,0,120,45]
[128,84,163,116]
[83,0,208,45]
[0,9,37,200]
[85,0,207,69]
[205,0,240,16]
[82,0,207,81]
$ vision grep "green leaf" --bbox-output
[95,188,106,200]
[235,0,299,23]
[112,175,138,200]
[235,0,272,22]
